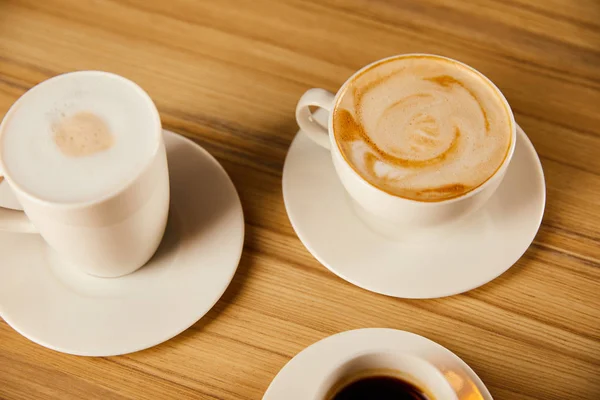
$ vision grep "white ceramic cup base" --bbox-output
[0,130,244,356]
[263,328,492,400]
[283,109,546,299]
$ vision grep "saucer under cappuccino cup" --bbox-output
[296,54,516,235]
[0,71,169,277]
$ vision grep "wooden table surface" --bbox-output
[1,0,599,399]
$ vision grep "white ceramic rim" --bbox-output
[0,70,162,209]
[263,328,492,400]
[327,53,517,205]
[282,116,546,298]
[0,130,245,356]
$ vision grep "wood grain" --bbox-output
[0,0,599,399]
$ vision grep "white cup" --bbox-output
[316,351,459,399]
[0,71,169,278]
[296,54,516,237]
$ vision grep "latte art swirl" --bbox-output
[334,55,512,201]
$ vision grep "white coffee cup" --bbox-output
[316,351,459,399]
[296,54,516,237]
[0,71,169,278]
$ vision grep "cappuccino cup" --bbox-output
[296,54,516,236]
[0,71,169,277]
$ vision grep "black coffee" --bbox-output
[329,375,430,400]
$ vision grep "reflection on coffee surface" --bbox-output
[328,374,431,400]
[53,111,114,157]
[333,55,512,202]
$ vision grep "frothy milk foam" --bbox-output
[1,72,158,203]
[333,55,512,202]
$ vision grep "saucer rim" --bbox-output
[262,328,492,400]
[283,118,546,299]
[0,129,245,356]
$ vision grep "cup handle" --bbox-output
[295,88,336,150]
[0,176,37,233]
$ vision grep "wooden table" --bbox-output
[1,0,599,399]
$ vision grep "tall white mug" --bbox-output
[0,71,169,277]
[296,54,517,237]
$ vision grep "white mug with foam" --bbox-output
[0,71,169,277]
[296,54,517,237]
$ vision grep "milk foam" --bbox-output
[53,111,115,157]
[0,72,159,203]
[334,55,512,202]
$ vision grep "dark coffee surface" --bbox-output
[329,375,430,400]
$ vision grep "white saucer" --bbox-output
[283,110,545,298]
[263,328,492,399]
[0,130,245,356]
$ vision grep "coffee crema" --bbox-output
[333,55,512,202]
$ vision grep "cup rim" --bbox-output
[0,70,162,209]
[328,53,517,206]
[318,350,456,400]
